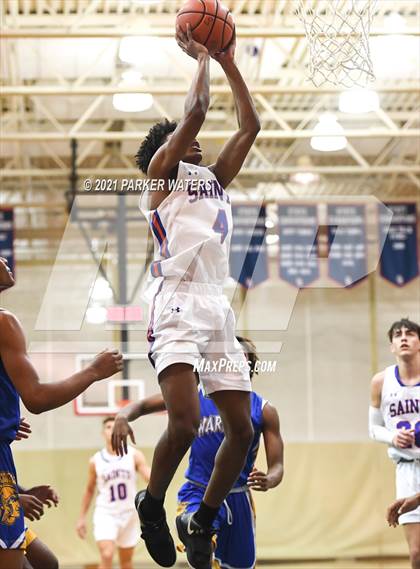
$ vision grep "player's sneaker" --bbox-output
[135,490,176,567]
[176,511,215,569]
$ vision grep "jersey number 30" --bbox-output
[397,420,420,447]
[213,209,228,244]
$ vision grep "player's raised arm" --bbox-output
[247,403,284,492]
[0,311,123,415]
[147,24,209,193]
[112,394,166,456]
[209,32,261,188]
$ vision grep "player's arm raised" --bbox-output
[147,24,210,208]
[0,311,123,414]
[247,403,284,492]
[209,32,261,188]
[112,394,166,456]
[76,459,97,540]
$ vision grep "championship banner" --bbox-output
[379,203,418,286]
[0,208,14,272]
[278,204,319,288]
[327,204,367,287]
[230,205,268,288]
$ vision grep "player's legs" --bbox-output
[135,362,199,566]
[203,390,253,508]
[404,523,420,569]
[25,538,58,569]
[143,362,200,508]
[0,550,24,569]
[117,546,135,569]
[97,540,115,569]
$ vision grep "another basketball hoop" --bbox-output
[297,0,378,88]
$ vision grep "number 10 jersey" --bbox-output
[93,447,137,514]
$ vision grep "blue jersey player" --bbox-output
[112,337,284,569]
[0,256,123,569]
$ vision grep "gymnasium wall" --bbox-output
[2,245,419,562]
[13,445,410,563]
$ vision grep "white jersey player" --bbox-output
[76,417,150,569]
[132,23,260,568]
[369,318,420,569]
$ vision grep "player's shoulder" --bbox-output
[370,370,386,392]
[251,390,266,406]
[371,369,386,383]
[91,450,102,463]
[0,309,19,328]
[0,310,23,347]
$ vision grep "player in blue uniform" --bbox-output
[112,337,284,569]
[0,257,123,569]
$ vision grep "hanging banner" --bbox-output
[278,204,319,288]
[327,204,367,287]
[0,208,14,273]
[379,203,418,286]
[230,204,268,288]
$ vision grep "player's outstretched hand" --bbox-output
[19,494,45,521]
[76,517,87,539]
[247,467,270,492]
[27,485,59,508]
[212,27,236,65]
[387,495,420,527]
[89,349,123,381]
[14,417,32,441]
[393,428,415,449]
[112,415,136,457]
[176,23,208,60]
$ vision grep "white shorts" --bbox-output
[395,459,420,525]
[147,281,251,395]
[93,508,139,548]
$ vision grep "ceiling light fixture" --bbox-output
[339,88,380,114]
[310,113,347,152]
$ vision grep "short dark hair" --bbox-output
[236,335,259,379]
[135,119,178,174]
[102,416,115,427]
[388,318,420,342]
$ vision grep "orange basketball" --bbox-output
[176,0,235,55]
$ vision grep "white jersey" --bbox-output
[93,447,137,513]
[381,365,420,462]
[140,161,233,287]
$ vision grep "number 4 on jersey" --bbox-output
[213,209,228,244]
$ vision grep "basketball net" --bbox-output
[297,0,377,88]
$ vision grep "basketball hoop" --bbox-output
[297,0,378,88]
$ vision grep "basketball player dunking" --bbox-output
[369,318,420,569]
[76,417,151,569]
[134,25,260,569]
[0,257,123,569]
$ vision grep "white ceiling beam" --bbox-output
[1,27,419,38]
[3,84,417,96]
[2,129,419,141]
[1,165,420,178]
